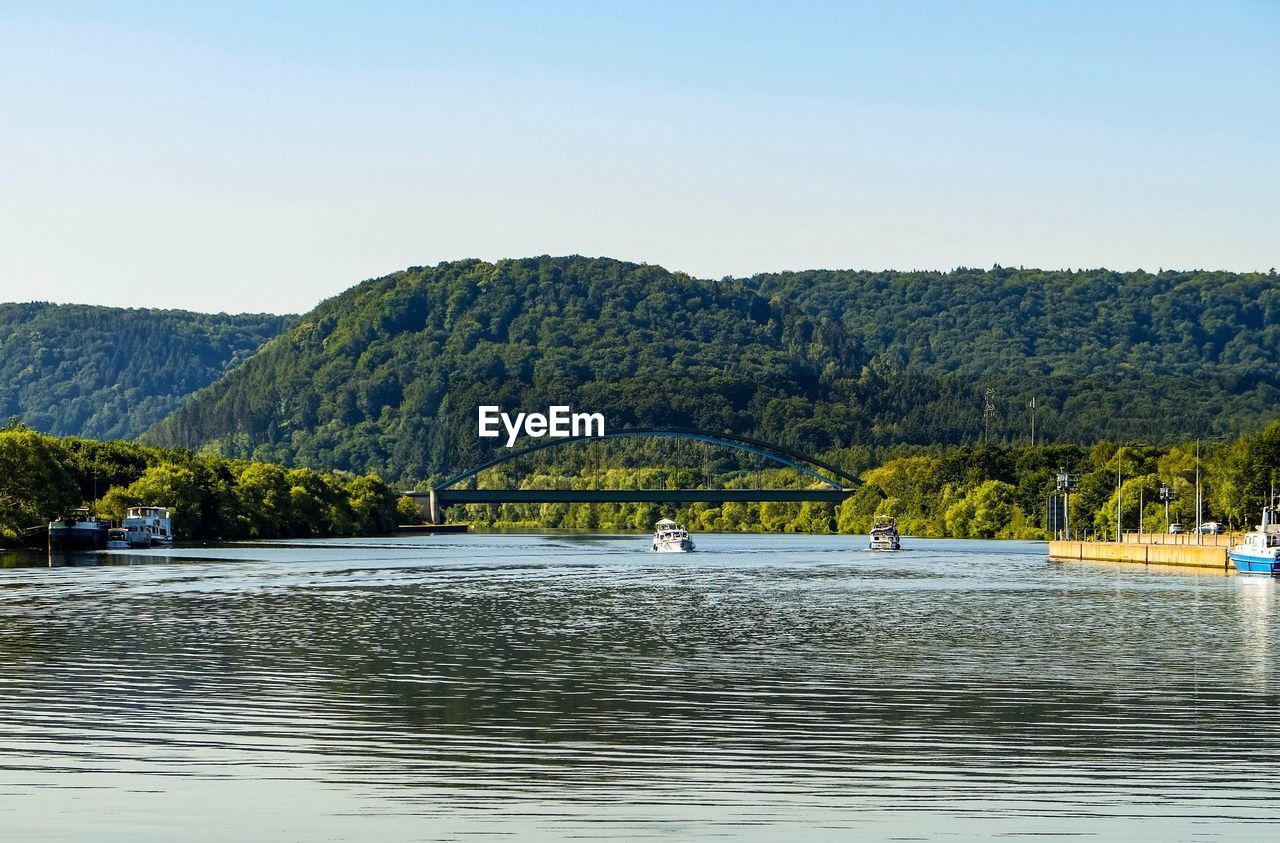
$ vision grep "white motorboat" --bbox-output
[106,528,130,550]
[651,518,695,553]
[869,515,901,551]
[123,523,153,548]
[123,506,174,546]
[1229,503,1280,575]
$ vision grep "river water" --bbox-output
[0,534,1276,841]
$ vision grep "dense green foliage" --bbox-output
[146,257,984,481]
[745,266,1280,440]
[0,302,293,439]
[449,424,1280,539]
[147,258,1280,487]
[448,442,1068,537]
[15,257,1280,541]
[0,424,403,544]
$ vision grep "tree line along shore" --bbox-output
[445,424,1280,537]
[0,423,419,545]
[8,420,1280,545]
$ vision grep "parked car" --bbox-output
[1197,521,1224,534]
[1168,522,1183,534]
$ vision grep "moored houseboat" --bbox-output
[48,508,110,551]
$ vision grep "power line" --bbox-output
[982,388,996,444]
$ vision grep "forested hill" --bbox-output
[0,303,294,440]
[744,267,1280,441]
[143,258,1280,484]
[144,256,985,481]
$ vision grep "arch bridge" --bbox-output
[407,428,858,524]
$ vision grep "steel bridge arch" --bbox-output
[436,427,859,490]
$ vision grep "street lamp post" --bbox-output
[1159,483,1173,535]
[1139,486,1144,541]
[1116,449,1123,543]
[1115,444,1153,543]
[1055,468,1076,540]
[1195,439,1202,546]
[1193,435,1226,544]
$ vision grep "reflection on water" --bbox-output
[1237,577,1274,691]
[1,535,1277,841]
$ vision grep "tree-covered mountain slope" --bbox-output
[145,256,985,481]
[743,266,1280,441]
[145,258,1280,483]
[0,303,294,440]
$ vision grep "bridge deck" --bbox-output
[411,488,852,517]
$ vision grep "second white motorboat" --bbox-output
[123,506,175,546]
[651,518,695,553]
[868,515,902,551]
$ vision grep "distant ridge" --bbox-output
[0,303,295,439]
[145,257,1280,482]
[144,256,985,480]
[19,257,1280,480]
[742,266,1280,441]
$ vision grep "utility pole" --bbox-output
[1029,396,1036,446]
[1116,449,1123,543]
[1268,473,1275,532]
[1195,438,1202,546]
[982,388,996,444]
[1138,486,1144,542]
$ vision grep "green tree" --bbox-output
[396,495,424,525]
[0,426,79,541]
[99,463,204,538]
[944,480,1018,539]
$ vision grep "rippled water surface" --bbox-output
[1,534,1277,841]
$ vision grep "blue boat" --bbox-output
[1228,504,1280,575]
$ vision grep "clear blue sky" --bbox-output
[1,1,1276,313]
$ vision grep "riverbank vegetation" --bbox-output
[0,424,409,545]
[7,421,1280,543]
[446,423,1280,538]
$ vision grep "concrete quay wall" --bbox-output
[1116,531,1240,547]
[1049,540,1230,570]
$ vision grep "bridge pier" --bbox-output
[427,489,443,525]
